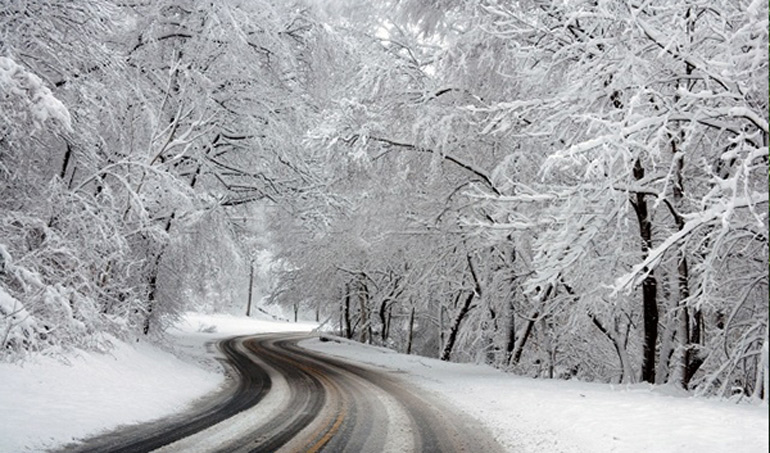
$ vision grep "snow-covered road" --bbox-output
[62,333,503,452]
[1,313,767,452]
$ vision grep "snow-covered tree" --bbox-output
[466,0,768,394]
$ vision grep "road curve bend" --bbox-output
[63,333,503,453]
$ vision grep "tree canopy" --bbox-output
[1,0,767,400]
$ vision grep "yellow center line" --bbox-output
[245,339,348,453]
[305,404,346,453]
[302,368,347,453]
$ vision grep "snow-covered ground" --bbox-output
[303,336,769,453]
[0,312,316,452]
[0,338,220,453]
[1,313,767,453]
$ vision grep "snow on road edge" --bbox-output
[301,335,769,453]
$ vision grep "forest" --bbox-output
[1,0,767,400]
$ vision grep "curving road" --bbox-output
[64,333,503,453]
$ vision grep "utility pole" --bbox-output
[246,260,255,317]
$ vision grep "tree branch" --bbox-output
[362,135,501,196]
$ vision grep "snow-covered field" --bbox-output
[0,313,767,453]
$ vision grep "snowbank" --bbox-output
[0,338,220,452]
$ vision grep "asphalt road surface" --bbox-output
[62,333,504,453]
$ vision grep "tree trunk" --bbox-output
[591,315,635,383]
[440,290,474,361]
[343,283,352,339]
[379,276,401,344]
[379,299,389,343]
[666,144,703,387]
[510,285,552,366]
[485,306,498,365]
[505,299,516,364]
[60,139,73,181]
[677,253,703,387]
[339,305,343,337]
[543,315,555,379]
[632,158,659,384]
[406,305,415,355]
[143,252,163,335]
[757,336,768,401]
[510,310,537,366]
[386,309,392,343]
[674,9,704,388]
[686,307,704,383]
[143,213,174,336]
[358,279,370,344]
[440,255,482,362]
[439,302,447,357]
[640,273,658,383]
